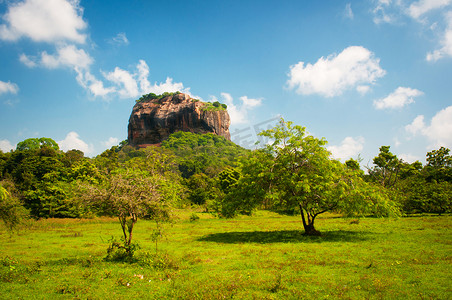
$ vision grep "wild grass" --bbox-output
[0,211,451,299]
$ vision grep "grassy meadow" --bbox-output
[0,211,451,299]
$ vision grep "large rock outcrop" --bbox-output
[128,93,231,146]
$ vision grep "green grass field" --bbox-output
[1,211,451,299]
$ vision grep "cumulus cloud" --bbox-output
[0,0,87,44]
[57,131,93,154]
[286,46,385,97]
[405,105,452,148]
[104,67,139,98]
[40,44,93,70]
[102,137,119,149]
[328,136,365,161]
[0,80,19,95]
[76,71,116,97]
[216,93,263,125]
[405,115,426,136]
[2,1,189,101]
[373,87,423,109]
[0,139,15,152]
[20,44,93,72]
[101,60,190,99]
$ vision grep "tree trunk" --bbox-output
[299,204,321,236]
[302,222,321,236]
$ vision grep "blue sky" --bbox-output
[1,0,451,166]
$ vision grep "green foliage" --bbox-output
[83,147,182,259]
[425,146,452,182]
[367,146,452,215]
[0,182,28,231]
[189,213,200,222]
[367,146,402,187]
[136,91,181,103]
[201,101,227,111]
[16,137,59,151]
[105,236,140,262]
[83,168,172,254]
[184,173,217,206]
[220,119,398,235]
[345,158,361,171]
[161,131,247,179]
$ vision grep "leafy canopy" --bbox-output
[221,119,398,235]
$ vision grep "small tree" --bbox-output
[221,119,398,235]
[85,169,171,260]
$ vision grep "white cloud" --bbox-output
[371,0,452,61]
[40,44,93,70]
[57,131,93,154]
[344,3,354,20]
[102,137,119,149]
[136,60,189,96]
[20,44,93,71]
[399,153,421,163]
[76,71,116,98]
[0,139,15,152]
[19,53,37,67]
[405,105,452,148]
[287,46,385,97]
[373,87,423,109]
[0,80,19,95]
[426,11,452,61]
[405,115,426,136]
[357,85,371,95]
[373,0,396,24]
[0,0,87,44]
[328,136,365,161]
[218,93,262,125]
[100,60,190,99]
[137,60,151,92]
[110,32,129,46]
[104,67,139,98]
[408,0,452,19]
[147,77,188,95]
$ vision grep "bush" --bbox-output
[189,213,200,222]
[105,237,140,262]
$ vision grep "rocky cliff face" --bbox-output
[128,93,231,146]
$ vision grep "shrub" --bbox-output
[189,213,200,222]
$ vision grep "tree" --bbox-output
[16,137,59,151]
[367,146,402,187]
[184,173,217,205]
[0,181,28,231]
[84,169,171,259]
[221,119,397,235]
[85,146,181,259]
[425,147,452,183]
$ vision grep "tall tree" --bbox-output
[368,146,402,187]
